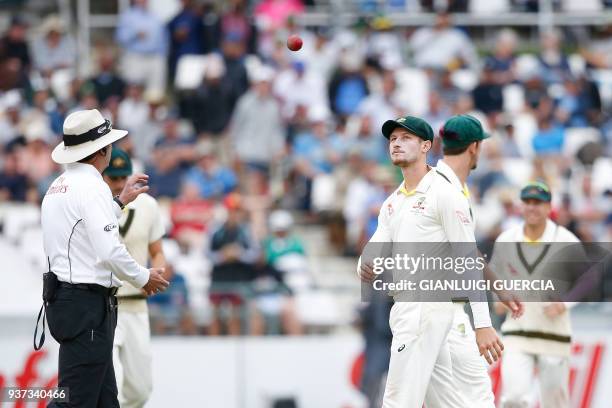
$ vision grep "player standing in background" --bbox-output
[358,115,504,407]
[103,148,167,408]
[491,181,580,408]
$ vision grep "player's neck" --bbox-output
[401,162,430,192]
[524,222,546,241]
[442,156,470,185]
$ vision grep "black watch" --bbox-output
[113,195,125,210]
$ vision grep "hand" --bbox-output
[543,302,566,319]
[475,327,504,365]
[142,268,169,296]
[497,290,524,319]
[358,260,376,283]
[118,173,149,206]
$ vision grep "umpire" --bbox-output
[40,109,169,407]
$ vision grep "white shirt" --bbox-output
[41,163,150,288]
[409,27,478,70]
[367,160,491,328]
[117,193,164,298]
[490,219,580,356]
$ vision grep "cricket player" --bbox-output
[103,148,166,408]
[491,181,581,408]
[359,115,504,408]
[432,115,508,408]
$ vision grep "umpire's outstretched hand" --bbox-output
[143,268,170,296]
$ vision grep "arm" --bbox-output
[148,240,169,279]
[438,191,493,328]
[82,186,149,288]
[358,204,392,282]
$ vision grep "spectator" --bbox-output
[31,15,76,76]
[148,115,196,198]
[343,163,391,253]
[254,0,304,31]
[208,194,261,335]
[217,0,258,55]
[537,29,571,85]
[472,61,504,117]
[301,27,336,81]
[185,54,234,137]
[148,261,196,335]
[494,116,522,158]
[409,11,478,71]
[0,90,24,145]
[350,114,388,164]
[220,33,250,108]
[274,60,328,121]
[25,87,64,137]
[556,75,602,127]
[170,181,214,249]
[117,83,149,135]
[0,146,28,202]
[357,70,403,136]
[532,98,565,156]
[86,48,126,105]
[184,142,238,199]
[263,210,307,279]
[432,69,464,108]
[484,29,518,85]
[0,16,31,91]
[329,51,369,117]
[18,120,55,189]
[168,0,203,82]
[229,66,285,175]
[116,0,168,95]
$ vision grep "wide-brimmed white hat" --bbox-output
[51,109,127,164]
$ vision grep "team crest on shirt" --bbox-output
[410,197,426,214]
[455,210,471,224]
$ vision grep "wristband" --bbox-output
[113,195,125,210]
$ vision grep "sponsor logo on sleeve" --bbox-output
[104,224,117,232]
[455,210,470,224]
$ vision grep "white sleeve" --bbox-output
[370,205,392,243]
[82,186,150,288]
[357,205,392,276]
[438,191,492,328]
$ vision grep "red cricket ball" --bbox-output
[287,34,303,51]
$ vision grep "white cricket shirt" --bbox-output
[368,160,491,328]
[41,163,150,288]
[491,219,581,356]
[116,193,165,300]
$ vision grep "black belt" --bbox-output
[59,282,118,297]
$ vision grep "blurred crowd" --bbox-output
[0,0,611,337]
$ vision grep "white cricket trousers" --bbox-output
[113,310,153,408]
[430,307,495,408]
[382,302,468,408]
[501,349,569,408]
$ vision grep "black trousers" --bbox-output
[46,285,119,408]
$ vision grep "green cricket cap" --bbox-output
[520,181,552,202]
[439,114,490,149]
[103,147,132,177]
[382,115,434,142]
